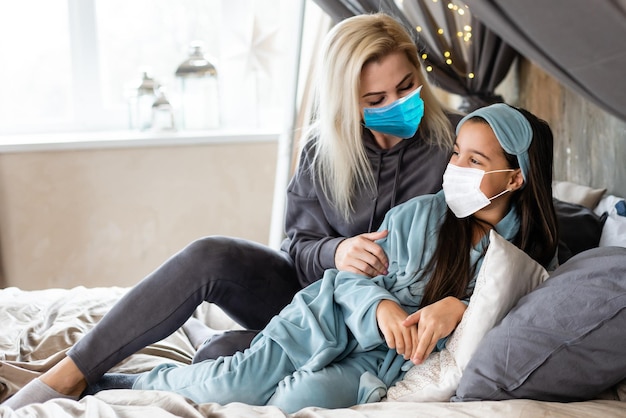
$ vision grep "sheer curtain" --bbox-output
[311,0,518,111]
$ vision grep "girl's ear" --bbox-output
[508,168,525,191]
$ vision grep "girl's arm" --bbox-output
[376,299,418,360]
[402,296,467,364]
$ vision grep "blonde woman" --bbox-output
[4,13,458,410]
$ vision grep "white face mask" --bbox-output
[442,163,514,218]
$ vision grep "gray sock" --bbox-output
[2,378,79,410]
[181,317,222,349]
[82,373,140,397]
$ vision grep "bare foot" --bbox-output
[39,356,88,397]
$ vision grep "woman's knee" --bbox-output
[181,236,294,277]
[177,236,259,286]
[181,236,238,266]
[176,236,298,327]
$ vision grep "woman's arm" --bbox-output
[282,145,343,285]
[283,145,388,285]
[334,230,389,277]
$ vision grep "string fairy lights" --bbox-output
[404,0,474,80]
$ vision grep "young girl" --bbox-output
[79,103,558,413]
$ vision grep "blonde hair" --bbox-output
[305,13,455,220]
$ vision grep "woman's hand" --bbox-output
[403,296,467,364]
[335,230,389,277]
[376,299,418,360]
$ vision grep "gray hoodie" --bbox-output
[281,119,458,287]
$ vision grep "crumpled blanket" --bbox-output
[1,286,624,418]
[0,286,237,402]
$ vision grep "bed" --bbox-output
[1,183,625,418]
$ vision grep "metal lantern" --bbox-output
[128,71,157,131]
[175,41,219,130]
[151,87,175,131]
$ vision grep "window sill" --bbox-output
[0,128,281,153]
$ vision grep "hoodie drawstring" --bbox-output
[368,153,384,232]
[390,146,405,209]
[367,146,406,232]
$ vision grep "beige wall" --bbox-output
[0,141,278,290]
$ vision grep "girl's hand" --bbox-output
[335,230,389,277]
[403,297,467,364]
[376,299,418,360]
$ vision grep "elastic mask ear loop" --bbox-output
[484,169,515,175]
[487,188,511,201]
[484,169,515,201]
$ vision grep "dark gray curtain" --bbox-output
[311,0,519,111]
[462,0,626,121]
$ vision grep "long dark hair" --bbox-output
[420,107,558,308]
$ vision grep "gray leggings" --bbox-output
[67,236,301,384]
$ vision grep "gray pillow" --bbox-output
[453,246,626,402]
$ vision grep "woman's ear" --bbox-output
[508,169,524,191]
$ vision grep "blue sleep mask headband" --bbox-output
[456,103,532,185]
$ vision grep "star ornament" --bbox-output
[222,9,282,80]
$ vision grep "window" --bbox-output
[0,0,303,135]
[0,0,73,133]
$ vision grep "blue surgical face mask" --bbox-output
[363,85,424,139]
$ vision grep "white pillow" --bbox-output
[599,212,626,248]
[553,180,606,209]
[385,230,549,402]
[594,195,626,248]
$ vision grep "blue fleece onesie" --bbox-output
[132,190,520,412]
